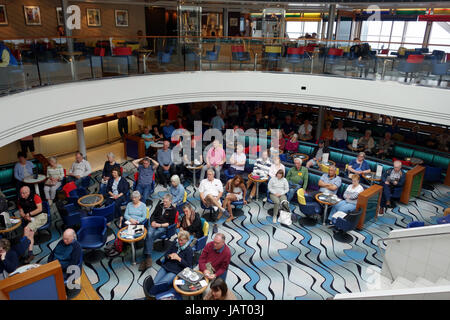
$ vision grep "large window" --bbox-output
[361,20,393,50]
[428,22,450,53]
[286,21,320,39]
[403,21,427,48]
[389,21,405,51]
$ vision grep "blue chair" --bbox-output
[431,62,449,86]
[324,48,344,73]
[407,221,425,228]
[204,45,221,69]
[64,245,84,298]
[12,237,31,263]
[332,209,362,243]
[77,216,107,260]
[218,270,228,281]
[437,215,450,225]
[286,47,305,72]
[201,201,216,222]
[231,45,251,69]
[192,235,208,266]
[37,201,51,236]
[397,55,424,82]
[91,202,115,224]
[185,51,200,70]
[61,203,83,228]
[296,190,323,226]
[155,222,177,251]
[80,176,93,189]
[264,46,282,70]
[424,166,443,183]
[158,46,175,65]
[224,168,235,181]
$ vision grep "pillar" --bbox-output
[223,8,229,37]
[326,4,336,42]
[76,120,87,159]
[316,106,325,141]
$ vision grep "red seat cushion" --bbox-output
[328,48,343,56]
[94,47,105,56]
[113,47,132,56]
[406,54,424,64]
[287,47,305,55]
[232,45,245,53]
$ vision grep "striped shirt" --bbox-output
[343,184,364,204]
[254,158,272,175]
[46,164,64,180]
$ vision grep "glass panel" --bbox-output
[428,22,450,53]
[403,21,427,48]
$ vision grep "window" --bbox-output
[361,20,393,50]
[389,21,405,51]
[403,21,427,48]
[428,22,450,53]
[286,21,320,39]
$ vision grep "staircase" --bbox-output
[335,275,450,299]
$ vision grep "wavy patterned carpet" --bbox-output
[32,163,450,300]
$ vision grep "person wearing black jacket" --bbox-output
[179,203,203,239]
[150,230,193,296]
[139,193,177,271]
[306,140,330,168]
[99,152,121,195]
[379,161,406,215]
[104,168,130,225]
[47,229,81,279]
[0,239,19,276]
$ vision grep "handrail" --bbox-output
[376,230,450,280]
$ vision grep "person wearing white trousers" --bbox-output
[44,157,64,205]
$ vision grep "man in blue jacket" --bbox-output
[48,228,82,279]
[379,161,405,215]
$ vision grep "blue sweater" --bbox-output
[48,240,81,271]
[162,241,193,274]
[0,250,19,274]
[14,161,35,181]
[170,184,185,206]
[124,201,147,223]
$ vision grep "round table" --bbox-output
[150,142,164,149]
[0,218,22,239]
[362,172,382,186]
[405,157,424,166]
[117,226,147,265]
[248,173,268,200]
[318,160,336,173]
[291,153,310,162]
[348,145,365,153]
[315,193,340,225]
[173,272,209,299]
[77,194,104,210]
[23,174,46,196]
[186,164,203,188]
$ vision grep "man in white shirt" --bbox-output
[67,152,92,187]
[199,169,228,219]
[333,120,348,149]
[228,144,246,175]
[298,119,313,141]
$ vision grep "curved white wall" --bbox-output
[0,71,449,148]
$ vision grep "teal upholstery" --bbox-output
[341,154,356,166]
[411,150,434,165]
[298,145,314,155]
[432,155,450,169]
[329,151,343,164]
[394,146,414,159]
[365,160,378,172]
[308,174,320,188]
[337,183,349,198]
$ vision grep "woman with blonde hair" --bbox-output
[44,156,64,205]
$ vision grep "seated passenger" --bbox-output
[151,125,164,143]
[104,168,130,226]
[141,126,156,157]
[329,175,364,218]
[156,140,179,188]
[47,228,82,279]
[139,194,177,271]
[285,134,300,154]
[379,161,405,215]
[203,277,237,300]
[199,233,231,281]
[271,129,285,154]
[151,231,193,295]
[268,156,285,179]
[333,120,348,149]
[286,158,309,202]
[132,156,159,205]
[425,133,439,149]
[14,151,35,191]
[306,140,330,168]
[17,186,47,263]
[66,152,92,187]
[199,169,228,218]
[169,175,185,210]
[347,152,371,179]
[222,175,247,222]
[162,119,175,140]
[99,152,121,195]
[228,143,247,176]
[44,156,64,205]
[123,191,147,227]
[376,132,395,159]
[281,115,296,139]
[200,139,226,181]
[210,109,225,131]
[179,203,203,239]
[358,130,375,155]
[315,165,342,196]
[320,121,334,143]
[0,239,19,277]
[268,169,289,224]
[247,150,271,201]
[298,119,313,141]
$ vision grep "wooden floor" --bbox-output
[71,269,101,300]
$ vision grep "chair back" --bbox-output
[328,48,343,56]
[287,47,305,55]
[407,221,425,228]
[113,47,132,56]
[296,188,306,205]
[232,45,245,53]
[265,46,282,56]
[91,202,115,223]
[94,47,105,56]
[202,219,209,236]
[344,208,362,228]
[380,49,389,55]
[431,62,449,75]
[406,54,424,64]
[193,235,208,252]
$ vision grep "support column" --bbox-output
[76,120,87,159]
[316,106,325,141]
[223,8,229,37]
[423,21,432,48]
[326,4,337,42]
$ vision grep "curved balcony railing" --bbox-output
[0,35,449,96]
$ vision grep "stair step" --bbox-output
[436,278,450,286]
[414,277,435,288]
[391,276,414,290]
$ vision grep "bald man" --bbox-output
[379,161,405,215]
[48,229,82,279]
[17,186,46,263]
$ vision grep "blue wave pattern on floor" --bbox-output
[33,166,450,300]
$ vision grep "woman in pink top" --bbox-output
[200,139,226,181]
[285,134,299,154]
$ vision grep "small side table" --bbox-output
[117,226,147,265]
[173,272,209,300]
[362,172,382,186]
[315,193,340,225]
[23,174,46,196]
[248,173,268,200]
[78,194,104,213]
[186,164,203,188]
[405,157,424,166]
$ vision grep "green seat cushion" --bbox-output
[342,154,356,166]
[394,146,414,159]
[0,168,14,186]
[298,145,313,155]
[432,155,450,169]
[366,160,378,172]
[412,150,434,165]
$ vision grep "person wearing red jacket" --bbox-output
[198,233,231,280]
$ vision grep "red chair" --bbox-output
[325,48,344,73]
[113,47,132,56]
[446,53,450,62]
[231,45,250,69]
[94,47,105,56]
[328,48,344,56]
[380,49,389,55]
[406,54,424,64]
